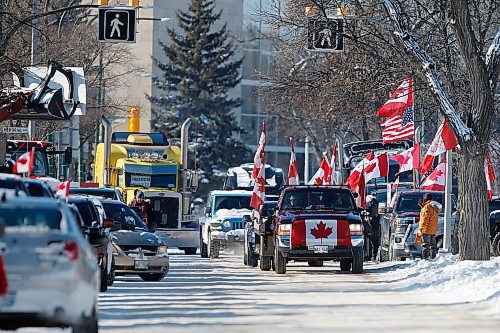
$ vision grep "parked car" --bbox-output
[380,190,455,261]
[22,178,55,198]
[68,196,115,291]
[100,199,169,281]
[0,173,28,194]
[70,187,125,202]
[271,186,365,274]
[489,197,500,256]
[0,197,99,333]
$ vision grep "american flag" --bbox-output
[381,106,414,144]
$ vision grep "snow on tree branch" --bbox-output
[383,0,475,143]
[485,28,500,90]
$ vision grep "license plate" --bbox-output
[134,259,149,270]
[313,245,329,254]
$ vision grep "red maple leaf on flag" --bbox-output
[429,169,444,181]
[310,221,333,243]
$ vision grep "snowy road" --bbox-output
[6,251,500,333]
[98,252,499,333]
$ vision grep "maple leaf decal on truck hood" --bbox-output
[310,221,333,240]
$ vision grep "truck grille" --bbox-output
[231,220,245,230]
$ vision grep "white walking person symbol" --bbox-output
[110,14,124,38]
[318,28,332,47]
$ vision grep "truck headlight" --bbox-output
[277,224,290,236]
[349,223,363,236]
[223,220,232,228]
[157,246,167,255]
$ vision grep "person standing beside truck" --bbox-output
[365,195,380,261]
[130,191,149,224]
[418,193,441,259]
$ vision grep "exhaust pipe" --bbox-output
[180,118,191,216]
[180,118,191,169]
[101,116,112,187]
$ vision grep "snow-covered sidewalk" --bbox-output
[384,254,500,316]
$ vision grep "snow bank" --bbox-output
[386,254,500,316]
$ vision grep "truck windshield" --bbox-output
[396,193,444,213]
[215,196,252,211]
[281,189,356,211]
[124,173,177,188]
[9,150,48,176]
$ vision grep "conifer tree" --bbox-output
[150,0,249,186]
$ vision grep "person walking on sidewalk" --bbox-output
[418,193,442,259]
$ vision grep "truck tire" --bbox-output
[200,233,208,258]
[208,233,220,259]
[380,247,389,262]
[259,241,271,271]
[274,246,286,274]
[139,273,166,282]
[107,257,115,286]
[307,260,323,267]
[99,266,108,292]
[492,232,500,256]
[352,251,364,274]
[340,259,351,271]
[247,240,258,267]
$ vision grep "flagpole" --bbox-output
[443,149,453,252]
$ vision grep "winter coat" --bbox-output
[418,200,442,236]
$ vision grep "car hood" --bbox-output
[214,208,252,220]
[112,230,163,246]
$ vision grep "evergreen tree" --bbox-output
[150,0,249,187]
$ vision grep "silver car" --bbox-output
[101,199,169,282]
[0,198,100,333]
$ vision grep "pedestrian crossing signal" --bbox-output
[307,17,344,52]
[98,7,137,43]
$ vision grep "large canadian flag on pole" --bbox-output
[326,144,337,184]
[421,157,446,191]
[287,137,299,185]
[377,77,413,117]
[308,156,331,185]
[391,143,420,174]
[419,120,457,174]
[250,122,266,209]
[13,150,35,174]
[485,156,495,201]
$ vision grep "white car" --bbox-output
[0,197,100,333]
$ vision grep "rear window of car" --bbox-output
[70,188,116,200]
[0,179,25,191]
[74,202,98,226]
[0,208,62,229]
[102,202,148,230]
[25,182,50,197]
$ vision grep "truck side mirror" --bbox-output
[259,204,269,217]
[64,147,72,165]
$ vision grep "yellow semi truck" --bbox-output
[93,116,199,254]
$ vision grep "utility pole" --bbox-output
[304,136,310,184]
[28,0,38,140]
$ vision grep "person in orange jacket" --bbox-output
[418,193,442,259]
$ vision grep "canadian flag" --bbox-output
[392,176,400,190]
[364,152,389,183]
[377,77,413,117]
[308,156,331,185]
[391,143,420,175]
[287,137,299,185]
[421,157,446,191]
[345,151,374,192]
[55,180,71,198]
[13,150,35,174]
[250,122,266,209]
[356,169,366,208]
[420,120,457,174]
[326,144,337,184]
[485,156,495,201]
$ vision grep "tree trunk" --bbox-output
[456,144,490,260]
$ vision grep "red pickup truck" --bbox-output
[272,186,365,274]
